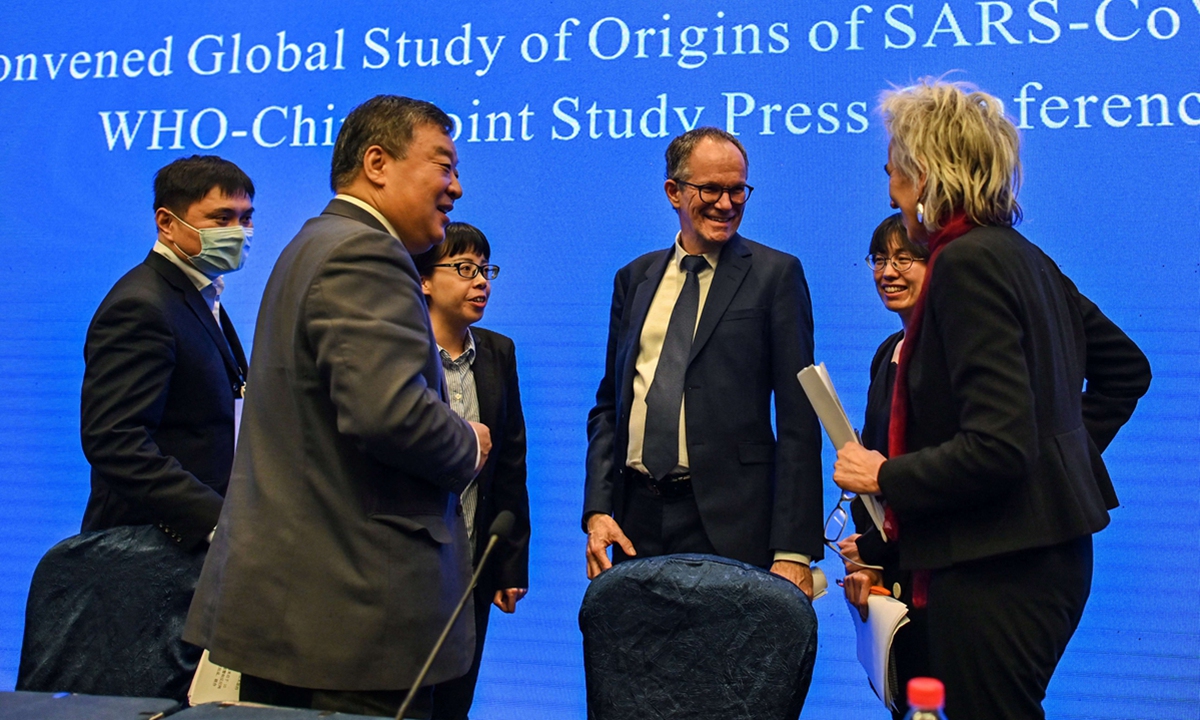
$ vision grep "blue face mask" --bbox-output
[167,210,252,278]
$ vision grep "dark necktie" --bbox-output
[642,254,710,480]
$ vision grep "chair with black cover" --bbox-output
[579,553,818,720]
[16,524,208,702]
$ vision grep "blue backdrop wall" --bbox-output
[1,1,1197,717]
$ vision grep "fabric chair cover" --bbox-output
[580,553,817,720]
[16,525,207,702]
[0,690,178,719]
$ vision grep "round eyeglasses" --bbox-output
[866,253,921,273]
[672,179,754,205]
[431,262,500,280]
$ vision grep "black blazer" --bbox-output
[851,331,903,569]
[584,234,824,566]
[877,226,1151,571]
[185,199,479,691]
[470,327,530,593]
[80,251,246,550]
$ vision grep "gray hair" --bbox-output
[880,78,1022,232]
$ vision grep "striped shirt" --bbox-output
[439,331,481,551]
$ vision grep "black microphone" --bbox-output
[394,510,517,720]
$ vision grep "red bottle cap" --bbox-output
[907,677,945,710]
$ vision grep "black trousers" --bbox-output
[926,534,1093,720]
[430,583,493,720]
[239,673,432,718]
[614,479,717,562]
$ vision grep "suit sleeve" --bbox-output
[80,295,223,548]
[305,231,477,493]
[492,339,530,590]
[583,267,630,527]
[850,500,897,568]
[878,243,1036,518]
[768,256,824,559]
[1060,275,1152,451]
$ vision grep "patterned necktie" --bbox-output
[642,254,710,480]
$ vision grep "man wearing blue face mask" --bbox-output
[80,155,254,550]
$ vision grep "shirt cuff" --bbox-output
[773,551,811,566]
[206,527,216,544]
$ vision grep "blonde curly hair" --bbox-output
[881,79,1022,232]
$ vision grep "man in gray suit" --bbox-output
[184,95,491,718]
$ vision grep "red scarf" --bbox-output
[883,211,974,608]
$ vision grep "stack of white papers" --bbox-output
[850,595,910,710]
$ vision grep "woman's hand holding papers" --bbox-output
[833,442,886,495]
[839,533,881,621]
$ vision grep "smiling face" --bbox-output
[421,250,491,331]
[378,123,462,255]
[665,137,747,255]
[874,236,927,327]
[886,144,928,244]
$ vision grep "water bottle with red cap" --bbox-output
[902,677,948,719]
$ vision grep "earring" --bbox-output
[916,202,925,225]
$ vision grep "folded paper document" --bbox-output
[850,594,910,709]
[797,363,887,538]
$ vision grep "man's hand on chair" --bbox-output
[770,560,814,600]
[585,514,636,579]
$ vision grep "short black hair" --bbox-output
[665,127,748,180]
[868,213,930,260]
[153,155,254,214]
[330,95,454,191]
[413,222,491,278]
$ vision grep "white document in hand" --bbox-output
[797,363,888,538]
[850,595,910,709]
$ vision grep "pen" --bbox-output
[835,580,894,596]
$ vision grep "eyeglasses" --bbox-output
[866,253,922,273]
[431,262,500,280]
[672,179,755,205]
[824,491,883,570]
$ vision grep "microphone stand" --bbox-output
[394,511,514,720]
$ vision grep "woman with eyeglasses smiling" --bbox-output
[838,213,931,719]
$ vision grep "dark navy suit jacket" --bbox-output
[81,250,246,550]
[470,326,530,594]
[584,234,824,566]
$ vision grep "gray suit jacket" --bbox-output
[184,198,479,690]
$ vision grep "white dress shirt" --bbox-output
[152,241,222,324]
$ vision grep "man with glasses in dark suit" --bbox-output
[582,127,824,597]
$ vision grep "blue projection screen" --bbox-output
[1,1,1197,717]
